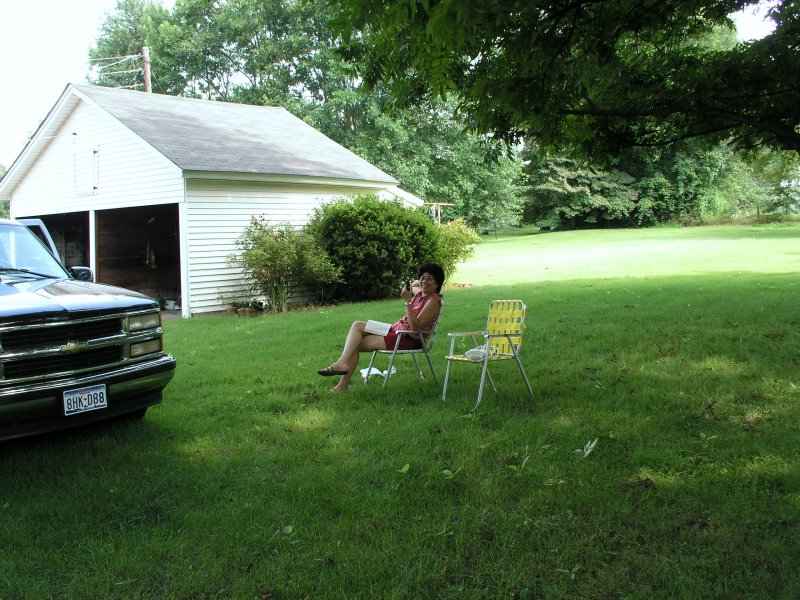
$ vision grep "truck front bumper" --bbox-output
[0,354,176,441]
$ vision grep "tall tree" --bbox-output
[522,140,736,227]
[714,149,800,218]
[89,0,178,93]
[309,93,525,225]
[328,0,800,161]
[618,143,729,223]
[523,153,639,228]
[90,0,526,227]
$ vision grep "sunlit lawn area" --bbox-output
[2,224,800,598]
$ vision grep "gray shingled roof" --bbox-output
[72,84,397,184]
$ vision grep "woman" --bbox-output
[318,262,445,393]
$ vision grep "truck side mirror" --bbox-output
[69,266,94,282]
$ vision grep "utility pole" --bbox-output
[143,46,152,93]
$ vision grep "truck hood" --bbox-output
[0,277,157,321]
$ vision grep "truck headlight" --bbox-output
[129,312,161,332]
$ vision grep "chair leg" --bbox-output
[365,351,378,385]
[410,353,424,378]
[510,346,533,396]
[381,335,406,388]
[442,360,452,400]
[422,350,438,385]
[474,358,491,411]
[485,365,497,392]
[442,336,458,401]
[383,351,398,388]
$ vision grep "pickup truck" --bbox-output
[0,217,176,441]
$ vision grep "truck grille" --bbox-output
[2,319,123,351]
[0,313,155,383]
[3,346,124,379]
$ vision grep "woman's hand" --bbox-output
[400,284,414,302]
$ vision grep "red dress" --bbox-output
[384,292,443,350]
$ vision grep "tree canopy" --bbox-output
[89,0,798,228]
[329,0,800,160]
[89,0,525,228]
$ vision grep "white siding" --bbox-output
[185,178,388,314]
[10,102,183,217]
[5,94,415,317]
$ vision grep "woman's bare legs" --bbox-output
[327,321,385,392]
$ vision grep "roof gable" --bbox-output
[71,85,396,184]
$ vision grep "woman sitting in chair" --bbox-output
[318,262,445,393]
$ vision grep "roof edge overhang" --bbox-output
[0,83,80,201]
[182,171,422,207]
[182,170,398,188]
[382,185,425,207]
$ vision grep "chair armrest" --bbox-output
[447,331,485,338]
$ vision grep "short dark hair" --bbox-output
[418,262,445,293]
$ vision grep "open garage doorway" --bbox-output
[95,204,181,306]
[36,211,90,269]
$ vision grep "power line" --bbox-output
[97,68,143,76]
[91,49,150,92]
[88,54,140,63]
[92,57,140,71]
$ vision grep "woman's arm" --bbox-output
[405,297,440,330]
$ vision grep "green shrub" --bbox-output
[438,217,481,280]
[229,218,341,312]
[306,195,445,301]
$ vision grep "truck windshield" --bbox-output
[0,223,69,279]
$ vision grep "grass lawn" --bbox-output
[2,224,800,598]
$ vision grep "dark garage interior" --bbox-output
[35,204,181,306]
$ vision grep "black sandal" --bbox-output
[317,366,347,376]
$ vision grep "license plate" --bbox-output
[63,384,107,416]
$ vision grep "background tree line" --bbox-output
[89,0,799,230]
